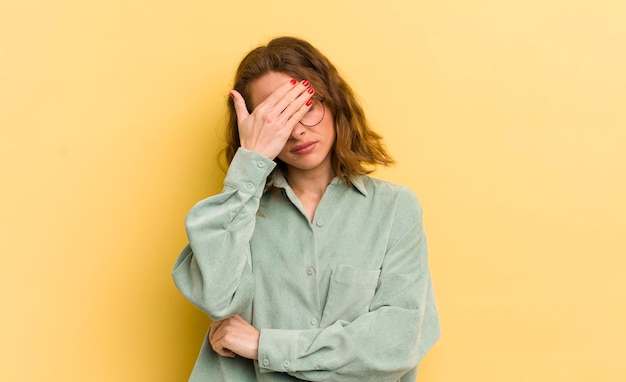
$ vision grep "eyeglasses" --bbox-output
[299,98,326,127]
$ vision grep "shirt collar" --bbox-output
[266,170,368,197]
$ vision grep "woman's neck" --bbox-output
[284,165,334,221]
[286,165,333,196]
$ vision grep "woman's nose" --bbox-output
[289,123,306,139]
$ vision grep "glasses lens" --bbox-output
[300,99,325,127]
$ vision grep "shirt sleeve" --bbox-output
[256,189,441,381]
[171,148,276,320]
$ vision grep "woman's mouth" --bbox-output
[290,141,317,155]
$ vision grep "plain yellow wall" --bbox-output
[1,1,625,381]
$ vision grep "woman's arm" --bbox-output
[172,148,276,320]
[172,78,314,320]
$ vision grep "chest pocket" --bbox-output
[320,264,381,327]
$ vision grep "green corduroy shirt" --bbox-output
[173,148,440,381]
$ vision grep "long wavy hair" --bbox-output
[222,36,394,182]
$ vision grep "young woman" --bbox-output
[173,36,440,381]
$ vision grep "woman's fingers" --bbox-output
[208,315,259,360]
[283,87,315,127]
[263,79,312,119]
[209,319,236,358]
[258,80,314,130]
[235,78,312,124]
[208,319,223,342]
[229,90,249,126]
[257,78,303,112]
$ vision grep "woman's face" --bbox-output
[248,71,336,176]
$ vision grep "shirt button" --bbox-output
[316,219,324,227]
[306,267,315,276]
[262,358,270,366]
[283,360,290,368]
[245,182,254,190]
[257,161,265,168]
[310,318,318,326]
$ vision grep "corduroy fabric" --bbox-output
[173,148,440,381]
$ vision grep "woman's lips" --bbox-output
[290,141,317,155]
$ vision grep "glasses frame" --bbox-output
[299,98,326,127]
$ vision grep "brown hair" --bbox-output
[222,36,394,181]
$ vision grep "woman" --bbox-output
[173,36,440,381]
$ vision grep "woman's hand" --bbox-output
[230,79,314,160]
[208,315,260,360]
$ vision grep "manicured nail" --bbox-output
[290,79,297,85]
[229,92,234,99]
[302,80,310,87]
[306,99,313,106]
[307,87,315,94]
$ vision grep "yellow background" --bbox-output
[1,0,625,381]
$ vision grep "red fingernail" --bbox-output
[302,80,309,87]
[306,99,313,106]
[229,92,234,99]
[290,79,297,85]
[308,87,315,94]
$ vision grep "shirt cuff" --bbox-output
[224,148,276,198]
[258,329,299,374]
